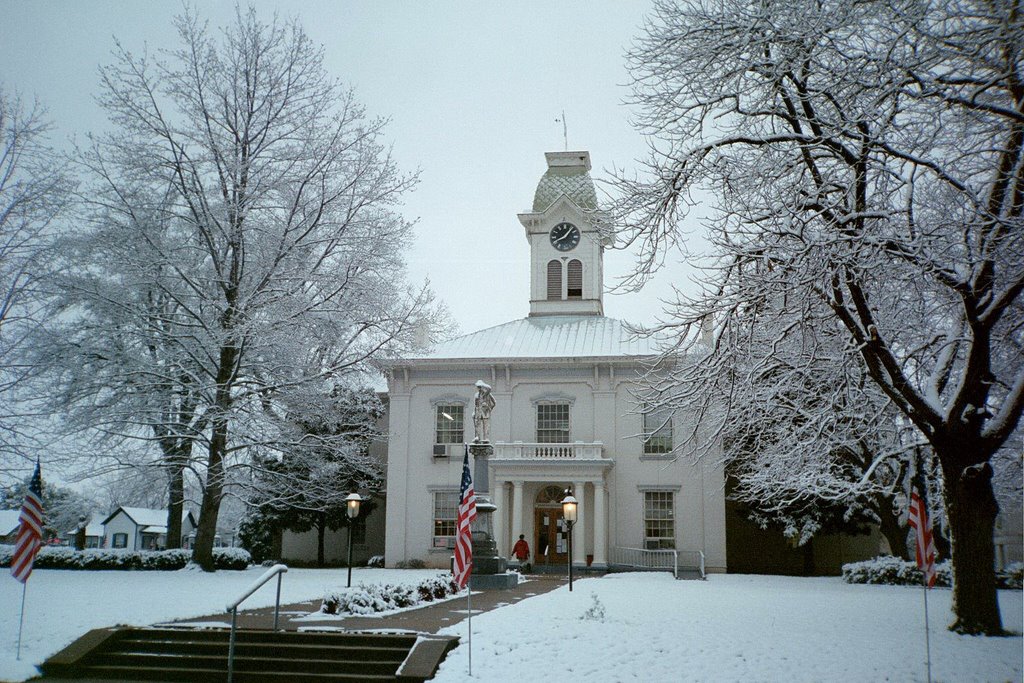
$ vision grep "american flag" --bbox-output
[908,487,937,588]
[453,446,477,588]
[11,461,44,584]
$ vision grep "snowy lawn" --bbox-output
[436,573,1022,683]
[1,570,1020,683]
[0,566,440,682]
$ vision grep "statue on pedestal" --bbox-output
[473,380,495,443]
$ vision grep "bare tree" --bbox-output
[0,89,71,472]
[45,7,433,570]
[617,0,1023,634]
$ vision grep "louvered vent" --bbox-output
[547,260,562,300]
[567,259,583,299]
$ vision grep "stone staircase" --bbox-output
[40,627,458,682]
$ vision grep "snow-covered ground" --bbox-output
[0,566,440,682]
[435,574,1022,683]
[1,569,1020,682]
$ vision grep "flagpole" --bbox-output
[922,582,932,683]
[467,584,473,677]
[17,581,28,660]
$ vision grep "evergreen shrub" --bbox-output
[321,573,461,616]
[842,556,1022,589]
[0,545,251,570]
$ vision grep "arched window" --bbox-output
[567,259,583,299]
[546,260,562,300]
[536,485,569,507]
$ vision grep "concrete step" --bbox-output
[117,636,412,661]
[41,627,458,683]
[70,664,396,682]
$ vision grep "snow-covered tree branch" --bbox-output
[0,89,71,472]
[40,7,437,571]
[617,0,1023,634]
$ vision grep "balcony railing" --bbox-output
[492,441,606,460]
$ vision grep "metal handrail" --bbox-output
[612,547,708,579]
[612,546,680,578]
[225,563,288,683]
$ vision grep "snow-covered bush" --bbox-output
[213,547,253,570]
[367,555,385,568]
[998,562,1023,589]
[395,558,426,569]
[418,574,459,602]
[321,573,461,616]
[844,556,1022,590]
[842,556,952,587]
[0,545,251,570]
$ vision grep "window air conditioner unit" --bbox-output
[432,444,452,458]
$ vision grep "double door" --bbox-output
[534,508,570,565]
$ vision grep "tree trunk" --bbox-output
[271,527,283,562]
[934,526,952,562]
[165,443,187,549]
[166,470,183,550]
[191,417,229,571]
[942,460,1004,635]
[316,512,326,568]
[876,499,911,561]
[191,333,238,571]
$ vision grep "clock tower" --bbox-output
[518,151,612,317]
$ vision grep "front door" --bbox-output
[534,508,569,566]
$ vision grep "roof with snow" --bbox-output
[65,522,104,537]
[101,506,194,528]
[0,509,21,535]
[404,315,661,362]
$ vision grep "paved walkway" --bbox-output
[162,574,567,635]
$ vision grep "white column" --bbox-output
[511,481,525,543]
[493,479,508,556]
[593,482,607,566]
[573,481,587,566]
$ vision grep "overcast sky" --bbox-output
[1,0,703,336]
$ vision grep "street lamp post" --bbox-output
[561,492,577,592]
[345,493,362,588]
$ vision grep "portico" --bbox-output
[490,442,613,569]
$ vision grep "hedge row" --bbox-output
[0,545,251,570]
[321,573,461,616]
[842,556,1022,590]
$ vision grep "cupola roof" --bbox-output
[531,151,598,212]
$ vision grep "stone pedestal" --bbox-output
[468,442,515,588]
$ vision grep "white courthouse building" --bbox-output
[382,151,727,574]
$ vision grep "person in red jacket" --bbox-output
[512,534,531,573]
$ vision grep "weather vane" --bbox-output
[555,110,567,150]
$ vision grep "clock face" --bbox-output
[549,222,581,251]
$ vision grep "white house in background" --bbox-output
[101,507,198,551]
[382,150,727,574]
[64,521,104,548]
